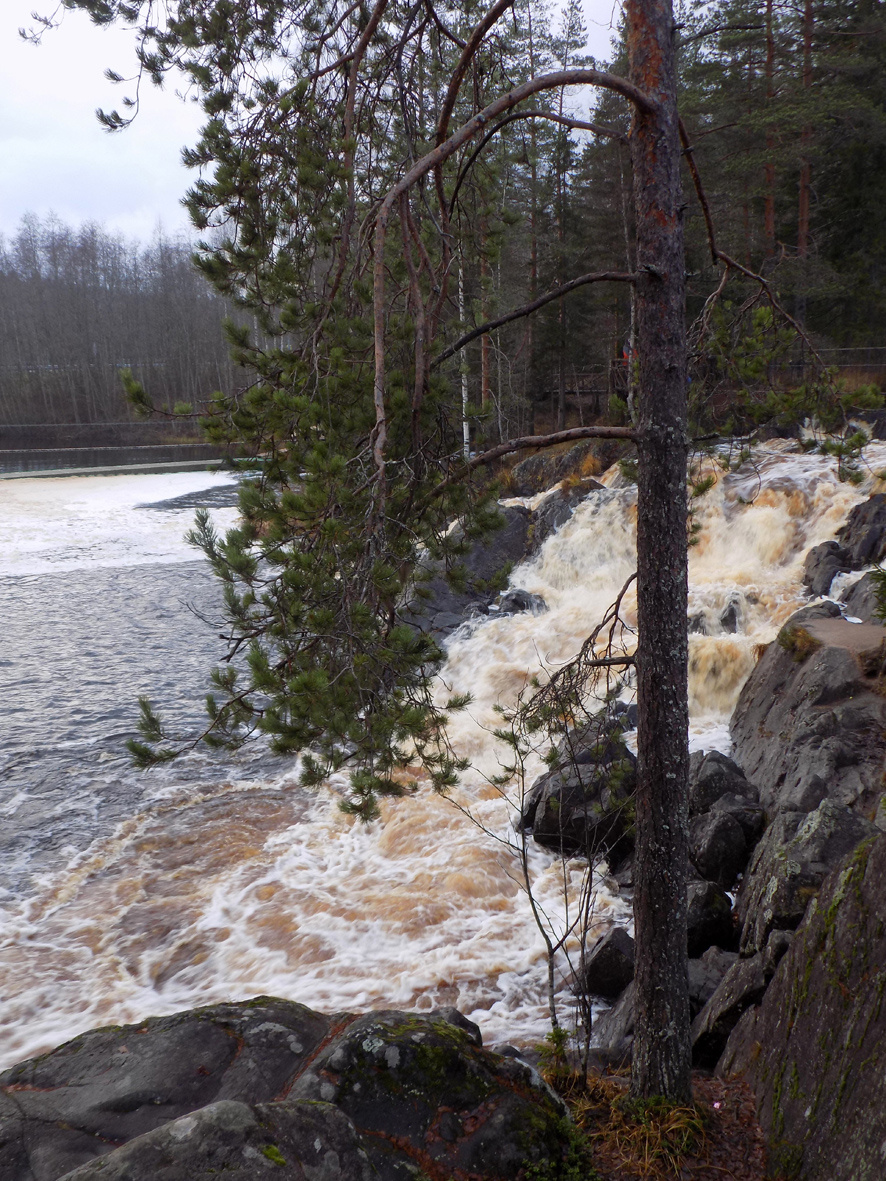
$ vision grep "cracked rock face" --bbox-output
[730,604,886,818]
[719,832,886,1181]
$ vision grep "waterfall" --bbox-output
[1,441,883,1069]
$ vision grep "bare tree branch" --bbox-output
[432,270,637,369]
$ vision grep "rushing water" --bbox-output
[0,444,882,1070]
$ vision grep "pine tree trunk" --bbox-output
[764,0,777,259]
[626,0,691,1104]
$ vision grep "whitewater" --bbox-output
[0,442,882,1070]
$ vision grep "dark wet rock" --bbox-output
[719,596,742,634]
[403,506,530,636]
[689,751,758,818]
[591,943,738,1064]
[689,811,748,889]
[719,832,886,1181]
[0,1005,572,1181]
[521,711,637,858]
[710,792,766,846]
[526,479,605,553]
[495,588,547,616]
[736,799,878,955]
[688,611,707,634]
[509,440,621,497]
[730,603,886,817]
[691,953,770,1069]
[836,491,886,567]
[612,853,634,889]
[578,928,635,999]
[590,982,635,1061]
[137,485,241,512]
[288,1010,568,1180]
[687,880,736,957]
[688,947,739,1019]
[0,998,331,1181]
[55,1099,373,1181]
[840,570,881,624]
[803,540,852,597]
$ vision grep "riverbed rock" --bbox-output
[730,602,886,817]
[687,880,736,956]
[53,1098,374,1181]
[836,490,886,566]
[287,1009,568,1180]
[526,478,605,554]
[403,506,530,636]
[578,927,635,999]
[591,946,737,1063]
[719,832,886,1181]
[0,998,331,1180]
[689,810,748,889]
[689,751,758,818]
[509,440,618,496]
[521,710,637,858]
[736,799,879,955]
[803,540,852,597]
[839,570,881,624]
[711,791,765,841]
[495,588,547,616]
[0,1005,572,1181]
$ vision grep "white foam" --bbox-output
[1,443,882,1069]
[0,470,239,575]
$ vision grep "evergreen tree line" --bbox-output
[7,0,886,441]
[0,214,241,433]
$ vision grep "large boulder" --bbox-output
[736,799,879,955]
[521,709,637,859]
[730,602,886,817]
[403,506,530,636]
[803,540,852,597]
[50,1099,374,1181]
[719,833,886,1181]
[591,945,737,1063]
[689,751,758,817]
[508,439,621,496]
[840,571,881,624]
[691,934,791,1069]
[0,998,331,1180]
[0,1005,571,1181]
[689,810,748,889]
[687,880,736,957]
[836,491,886,567]
[287,1010,568,1180]
[577,927,635,999]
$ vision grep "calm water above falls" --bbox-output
[0,445,881,1070]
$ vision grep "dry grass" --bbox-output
[544,1070,768,1181]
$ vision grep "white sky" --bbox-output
[1,0,621,244]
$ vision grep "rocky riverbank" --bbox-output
[0,1002,571,1180]
[5,456,886,1180]
[577,490,886,1179]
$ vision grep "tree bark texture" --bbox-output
[626,0,692,1103]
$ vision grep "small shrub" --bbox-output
[777,625,822,663]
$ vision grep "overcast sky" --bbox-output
[1,0,622,244]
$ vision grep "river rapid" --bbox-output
[0,443,882,1070]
